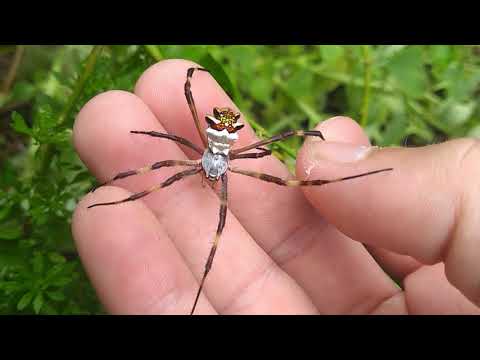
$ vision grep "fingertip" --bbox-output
[73,90,152,175]
[314,116,370,145]
[73,90,138,151]
[297,115,373,180]
[134,58,201,96]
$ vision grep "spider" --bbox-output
[88,67,393,315]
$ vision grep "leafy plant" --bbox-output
[1,45,479,314]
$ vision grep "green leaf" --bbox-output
[249,77,272,103]
[381,113,409,146]
[40,302,58,315]
[439,101,476,127]
[0,220,23,240]
[319,45,345,65]
[17,291,34,311]
[11,81,37,102]
[46,290,65,302]
[32,252,44,274]
[157,45,208,63]
[10,111,32,136]
[386,46,428,98]
[0,202,12,221]
[429,45,452,78]
[33,293,44,314]
[51,277,72,287]
[197,52,238,102]
[48,252,66,264]
[286,68,314,99]
[34,103,57,130]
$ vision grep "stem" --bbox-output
[57,45,104,126]
[143,45,164,62]
[36,45,104,176]
[360,45,372,127]
[1,45,25,95]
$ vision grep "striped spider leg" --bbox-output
[185,66,210,148]
[228,165,393,188]
[190,173,228,315]
[228,131,393,189]
[88,129,204,195]
[88,166,202,209]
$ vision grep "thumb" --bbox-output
[297,123,480,306]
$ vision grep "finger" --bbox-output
[135,59,399,314]
[404,263,480,314]
[74,89,316,314]
[313,116,422,281]
[297,126,480,306]
[368,248,422,282]
[72,186,217,314]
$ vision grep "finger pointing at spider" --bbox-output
[72,59,480,314]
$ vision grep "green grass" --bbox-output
[0,45,479,314]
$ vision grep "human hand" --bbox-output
[72,59,480,314]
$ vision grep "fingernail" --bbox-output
[310,142,376,163]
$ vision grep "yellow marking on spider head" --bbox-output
[212,107,242,133]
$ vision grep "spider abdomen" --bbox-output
[201,149,228,181]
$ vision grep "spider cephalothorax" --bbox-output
[206,107,244,133]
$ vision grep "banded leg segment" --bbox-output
[231,130,325,155]
[229,167,393,187]
[130,130,204,155]
[229,147,272,160]
[184,67,210,148]
[190,173,228,315]
[88,167,202,209]
[90,160,201,192]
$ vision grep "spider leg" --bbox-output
[229,147,272,160]
[90,160,201,192]
[130,131,204,155]
[184,67,210,149]
[190,173,228,315]
[231,130,325,155]
[88,167,202,209]
[228,166,393,187]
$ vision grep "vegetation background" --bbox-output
[0,45,479,314]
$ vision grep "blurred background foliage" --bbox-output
[0,45,479,314]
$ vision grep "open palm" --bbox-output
[72,59,480,314]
